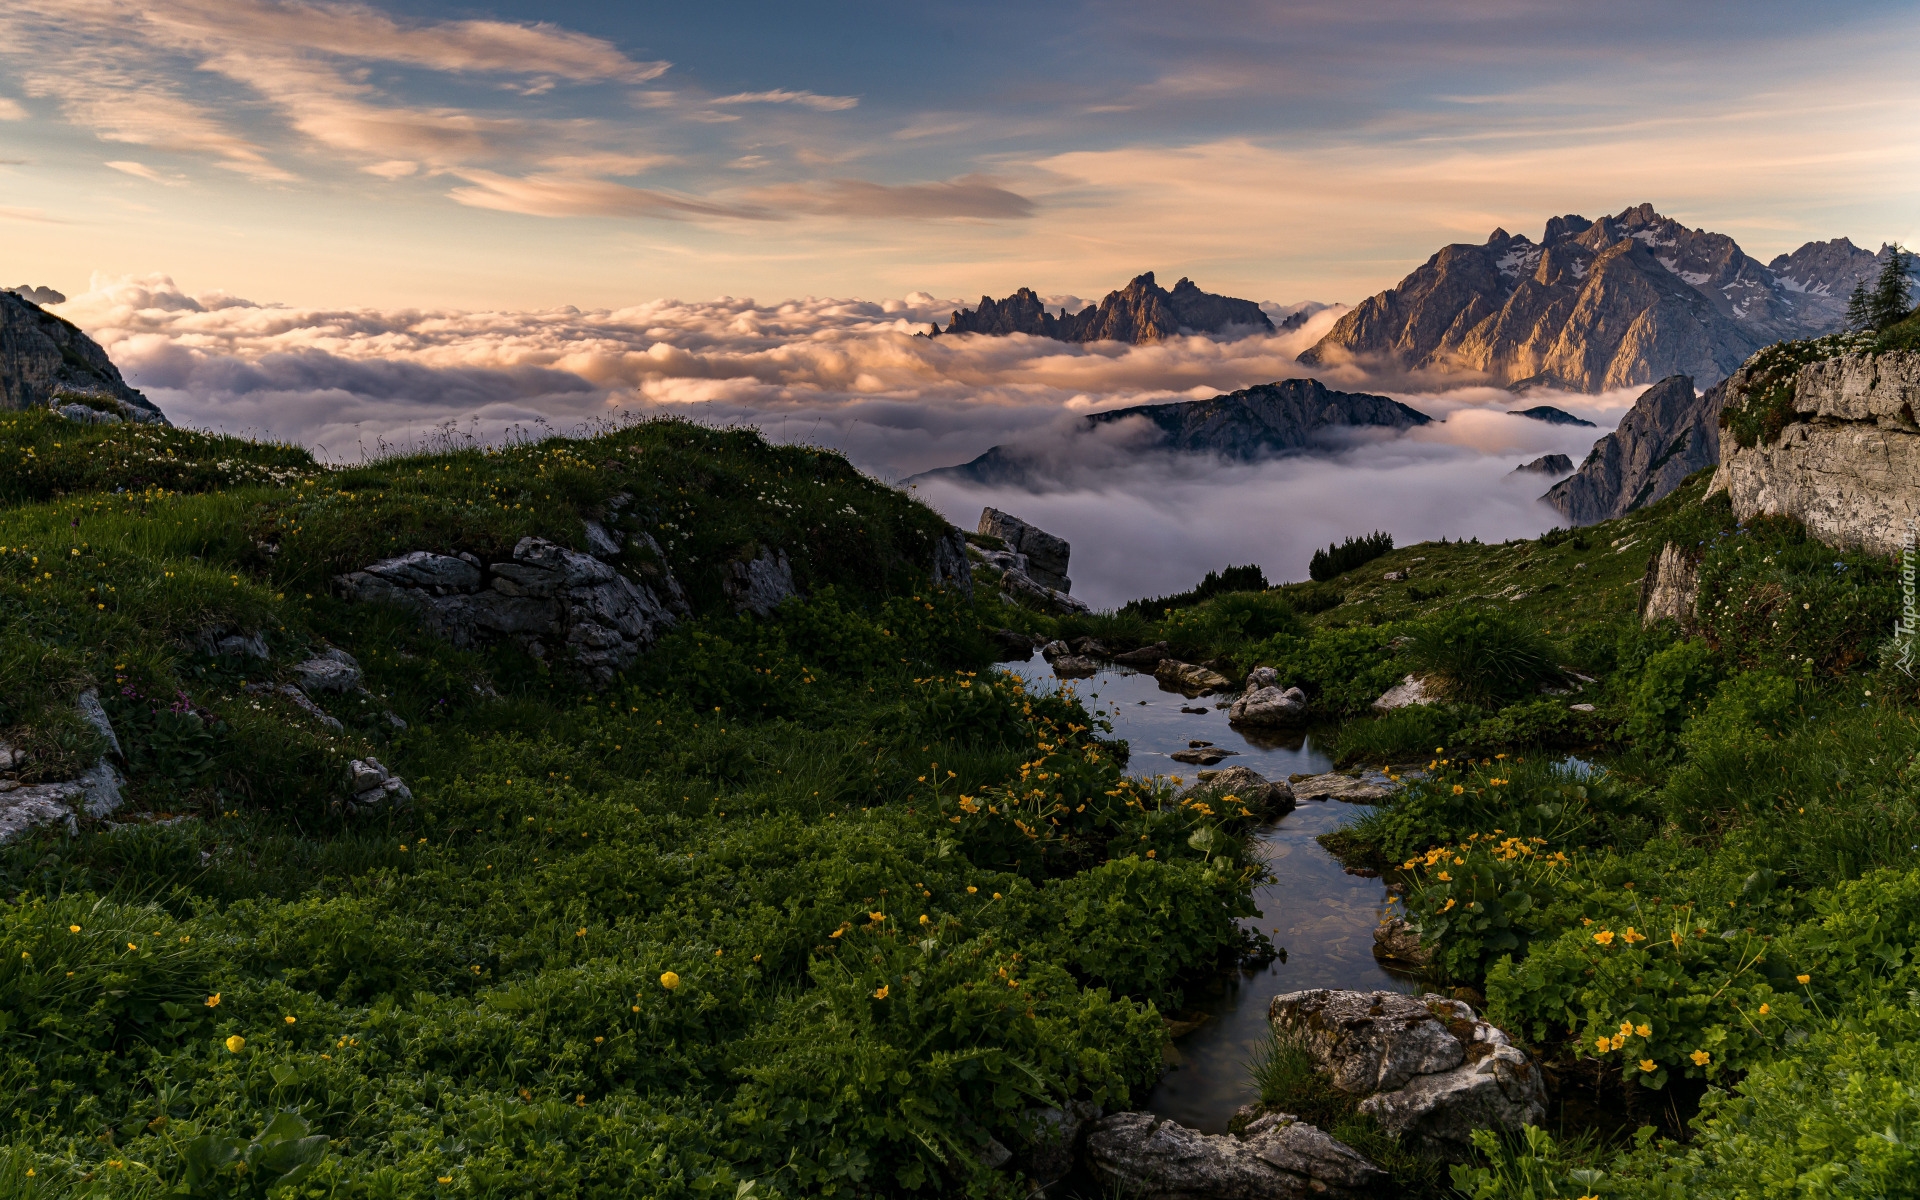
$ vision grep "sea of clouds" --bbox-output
[54,275,1643,607]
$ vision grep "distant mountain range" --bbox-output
[1300,203,1913,392]
[929,271,1289,345]
[907,379,1429,488]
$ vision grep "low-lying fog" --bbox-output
[57,274,1640,606]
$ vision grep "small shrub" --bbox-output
[1404,608,1562,707]
[1121,563,1269,616]
[1621,638,1721,761]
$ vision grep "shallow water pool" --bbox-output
[1001,653,1412,1133]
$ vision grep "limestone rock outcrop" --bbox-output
[1300,205,1909,392]
[1082,1110,1386,1200]
[337,537,687,685]
[929,526,973,599]
[1708,350,1920,556]
[0,688,127,844]
[0,290,168,423]
[724,546,798,617]
[1267,989,1546,1160]
[1544,374,1729,524]
[934,272,1279,344]
[978,508,1072,592]
[1638,542,1700,628]
[340,757,411,817]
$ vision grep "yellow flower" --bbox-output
[1617,1021,1634,1036]
[872,985,889,1000]
[1622,927,1645,944]
[1690,1049,1711,1066]
[660,972,680,990]
[1437,871,1451,882]
[69,924,80,933]
[127,943,137,951]
[1796,974,1810,985]
[439,1177,452,1184]
[966,886,977,894]
[1635,1023,1651,1038]
[993,892,1002,900]
[1442,898,1456,911]
[1452,785,1465,795]
[869,912,885,921]
[284,1015,296,1025]
[1670,930,1683,948]
[1758,1004,1771,1015]
[206,993,221,1007]
[1594,1036,1610,1052]
[1593,930,1615,946]
[919,914,930,925]
[225,1035,246,1054]
[1639,1059,1656,1072]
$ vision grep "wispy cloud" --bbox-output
[710,89,860,112]
[0,97,26,120]
[445,170,772,221]
[751,174,1036,220]
[103,159,181,184]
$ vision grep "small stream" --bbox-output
[1002,653,1412,1133]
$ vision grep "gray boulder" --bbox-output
[1289,773,1393,804]
[1113,641,1172,667]
[1229,685,1308,727]
[291,648,363,694]
[1371,917,1432,968]
[1155,660,1232,694]
[1001,568,1091,614]
[978,507,1073,593]
[988,628,1036,661]
[724,546,798,617]
[341,756,412,817]
[1638,542,1699,629]
[1268,989,1546,1160]
[1050,655,1101,678]
[1182,765,1296,816]
[1083,1110,1385,1199]
[1371,675,1436,712]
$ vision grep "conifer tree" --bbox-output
[1845,280,1873,331]
[1869,243,1915,331]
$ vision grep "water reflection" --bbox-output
[1001,653,1412,1133]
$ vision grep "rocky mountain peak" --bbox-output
[1300,203,1902,392]
[934,271,1274,345]
[1,291,168,424]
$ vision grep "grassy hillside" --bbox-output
[0,412,1281,1198]
[1006,458,1920,1196]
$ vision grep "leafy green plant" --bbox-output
[1403,607,1562,707]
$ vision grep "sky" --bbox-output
[4,0,1918,310]
[6,1,1919,598]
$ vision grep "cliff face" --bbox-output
[908,379,1429,488]
[1709,350,1920,557]
[1543,374,1729,524]
[936,271,1280,344]
[1301,205,1909,392]
[0,291,167,423]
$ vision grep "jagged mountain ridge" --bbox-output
[0,290,167,423]
[907,378,1430,488]
[1542,374,1729,524]
[1300,204,1912,392]
[932,271,1285,344]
